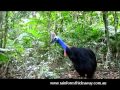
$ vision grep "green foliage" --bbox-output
[0,11,120,79]
[0,53,8,62]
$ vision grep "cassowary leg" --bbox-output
[75,68,86,79]
[86,73,94,79]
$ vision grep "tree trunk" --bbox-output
[0,11,4,48]
[0,12,2,48]
[3,11,9,48]
[102,11,111,64]
[113,11,118,60]
[113,11,120,70]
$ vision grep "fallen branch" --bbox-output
[0,48,15,53]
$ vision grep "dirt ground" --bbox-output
[60,69,120,79]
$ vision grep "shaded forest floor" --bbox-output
[60,69,120,79]
[0,66,119,79]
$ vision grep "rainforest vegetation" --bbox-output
[0,11,120,79]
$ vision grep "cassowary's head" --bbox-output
[50,32,69,57]
[50,32,58,44]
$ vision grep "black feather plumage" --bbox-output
[50,32,97,79]
[66,47,97,78]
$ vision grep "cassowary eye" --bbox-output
[54,37,57,41]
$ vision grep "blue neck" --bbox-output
[56,38,68,50]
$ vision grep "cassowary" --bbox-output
[50,32,97,79]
